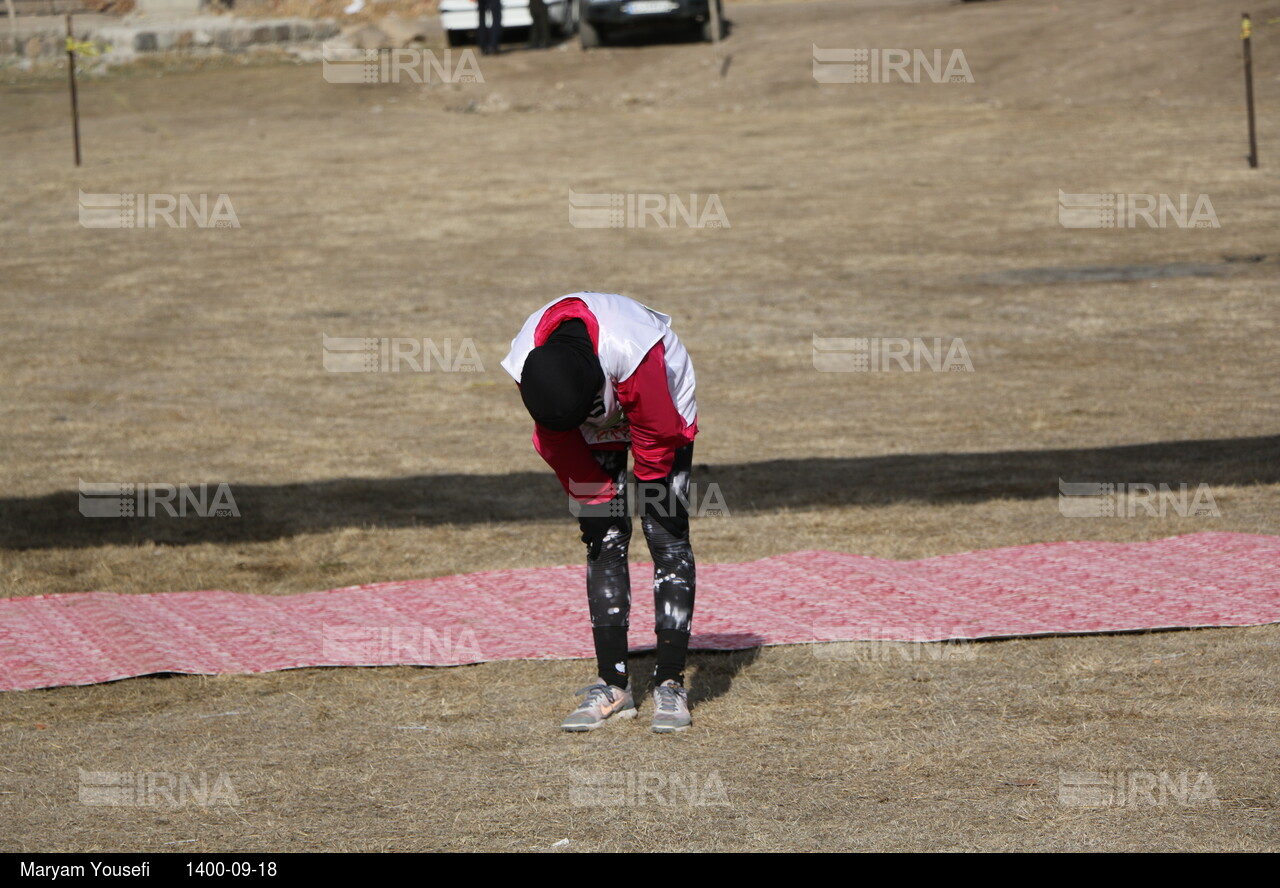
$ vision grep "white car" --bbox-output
[439,0,579,47]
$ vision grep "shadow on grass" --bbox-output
[2,434,1276,550]
[626,634,763,707]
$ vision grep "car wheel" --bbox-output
[580,19,603,48]
[446,29,466,48]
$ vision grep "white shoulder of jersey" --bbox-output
[500,292,676,383]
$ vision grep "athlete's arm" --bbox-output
[531,424,616,503]
[616,340,696,482]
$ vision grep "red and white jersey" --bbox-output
[501,292,698,500]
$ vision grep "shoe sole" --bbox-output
[650,721,691,733]
[561,707,638,732]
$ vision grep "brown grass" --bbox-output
[0,0,1277,851]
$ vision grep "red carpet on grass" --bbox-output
[1,532,1278,691]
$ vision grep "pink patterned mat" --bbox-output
[2,532,1278,691]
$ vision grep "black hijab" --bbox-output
[519,319,604,432]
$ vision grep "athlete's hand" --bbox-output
[638,478,689,539]
[579,514,625,561]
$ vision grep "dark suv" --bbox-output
[578,0,725,48]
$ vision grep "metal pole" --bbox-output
[1243,13,1257,168]
[66,14,82,167]
[708,0,722,69]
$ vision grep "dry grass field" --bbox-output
[1,0,1278,851]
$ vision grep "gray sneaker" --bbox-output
[650,680,692,733]
[561,679,637,732]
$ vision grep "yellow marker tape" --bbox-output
[65,37,102,56]
[1242,17,1252,40]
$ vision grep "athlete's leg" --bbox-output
[583,448,631,689]
[639,444,696,688]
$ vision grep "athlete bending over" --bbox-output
[501,292,698,733]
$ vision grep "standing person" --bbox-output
[528,0,550,50]
[501,292,698,733]
[477,0,503,55]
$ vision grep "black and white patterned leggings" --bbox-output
[584,444,696,634]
